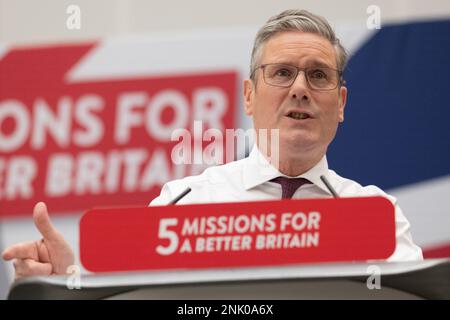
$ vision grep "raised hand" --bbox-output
[2,202,75,279]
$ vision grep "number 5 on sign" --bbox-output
[156,218,179,256]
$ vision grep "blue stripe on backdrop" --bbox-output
[328,19,450,190]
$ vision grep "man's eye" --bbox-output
[309,69,327,79]
[274,69,292,77]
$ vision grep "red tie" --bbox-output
[270,177,311,199]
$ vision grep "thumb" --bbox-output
[33,202,60,241]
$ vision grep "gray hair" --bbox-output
[250,9,347,82]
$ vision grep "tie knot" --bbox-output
[270,177,311,199]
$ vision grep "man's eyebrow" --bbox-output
[304,60,335,68]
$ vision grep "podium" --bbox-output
[7,258,450,300]
[8,198,447,299]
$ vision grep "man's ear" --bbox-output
[243,79,254,116]
[338,85,347,123]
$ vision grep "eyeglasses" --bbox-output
[253,63,343,91]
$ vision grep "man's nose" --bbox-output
[289,71,310,101]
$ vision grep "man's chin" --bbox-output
[280,133,318,152]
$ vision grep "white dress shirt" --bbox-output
[150,146,423,262]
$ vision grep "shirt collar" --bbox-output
[242,145,333,196]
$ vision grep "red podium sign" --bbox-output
[80,197,396,272]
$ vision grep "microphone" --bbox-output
[320,175,339,198]
[168,187,192,205]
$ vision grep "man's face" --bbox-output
[244,31,347,158]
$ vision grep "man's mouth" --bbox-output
[286,111,311,120]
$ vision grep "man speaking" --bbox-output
[2,9,423,279]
